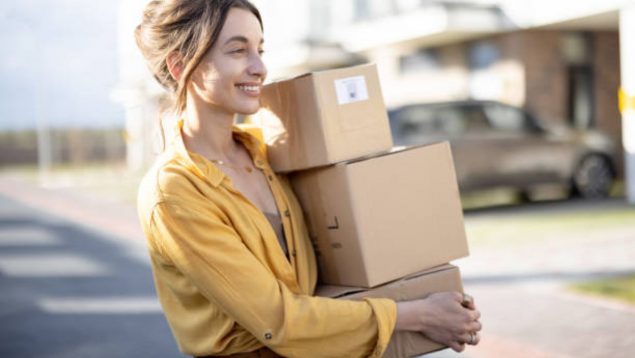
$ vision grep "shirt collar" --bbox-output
[169,119,268,187]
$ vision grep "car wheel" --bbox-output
[571,154,614,199]
[517,189,532,203]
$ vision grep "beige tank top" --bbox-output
[263,212,288,258]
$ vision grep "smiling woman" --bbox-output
[133,1,481,357]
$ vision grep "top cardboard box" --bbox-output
[256,64,393,173]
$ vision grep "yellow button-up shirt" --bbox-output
[137,120,397,357]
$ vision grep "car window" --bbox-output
[482,103,528,133]
[460,106,491,133]
[390,106,442,138]
[396,105,488,137]
[434,107,469,136]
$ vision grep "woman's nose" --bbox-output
[248,52,267,79]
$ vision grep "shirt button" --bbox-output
[268,174,273,181]
[284,209,290,217]
[264,331,273,340]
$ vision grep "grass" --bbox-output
[464,206,635,247]
[459,181,635,248]
[460,180,626,210]
[569,275,635,306]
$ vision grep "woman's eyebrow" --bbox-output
[223,35,265,46]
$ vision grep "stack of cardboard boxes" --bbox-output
[255,64,469,358]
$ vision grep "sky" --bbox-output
[0,0,124,131]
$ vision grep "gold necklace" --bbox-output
[210,159,254,173]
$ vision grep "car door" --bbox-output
[438,104,506,190]
[480,102,574,187]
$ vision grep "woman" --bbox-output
[135,1,482,357]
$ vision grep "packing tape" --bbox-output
[619,87,635,113]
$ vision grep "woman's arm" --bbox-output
[149,198,396,358]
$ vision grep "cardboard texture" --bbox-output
[256,64,393,173]
[315,264,464,358]
[291,142,469,287]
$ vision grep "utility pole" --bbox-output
[36,68,51,186]
[620,5,635,204]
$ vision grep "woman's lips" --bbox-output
[236,83,261,97]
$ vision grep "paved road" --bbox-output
[0,194,183,357]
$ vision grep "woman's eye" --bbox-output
[258,49,265,55]
[230,48,246,54]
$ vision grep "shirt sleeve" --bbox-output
[149,199,397,358]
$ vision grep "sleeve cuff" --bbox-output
[364,298,398,358]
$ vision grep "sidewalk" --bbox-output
[1,173,634,357]
[457,199,635,358]
[0,174,145,250]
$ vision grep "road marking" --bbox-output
[38,297,162,314]
[0,254,109,277]
[0,227,61,246]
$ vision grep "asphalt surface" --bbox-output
[0,194,183,357]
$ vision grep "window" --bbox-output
[468,42,500,70]
[399,48,440,74]
[561,32,591,65]
[354,0,399,20]
[354,0,370,20]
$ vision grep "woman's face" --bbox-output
[189,7,267,116]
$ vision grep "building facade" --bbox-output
[115,0,635,195]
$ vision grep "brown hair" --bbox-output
[135,0,263,114]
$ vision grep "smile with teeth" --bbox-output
[236,84,260,93]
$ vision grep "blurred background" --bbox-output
[1,0,634,357]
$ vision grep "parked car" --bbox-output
[388,100,618,199]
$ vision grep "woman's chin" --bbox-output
[236,104,261,116]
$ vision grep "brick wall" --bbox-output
[592,31,623,175]
[521,31,568,125]
[592,32,621,139]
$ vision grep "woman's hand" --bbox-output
[395,292,482,352]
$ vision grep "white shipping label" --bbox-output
[334,76,369,105]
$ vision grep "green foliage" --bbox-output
[569,275,635,305]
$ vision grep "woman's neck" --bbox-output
[181,100,240,162]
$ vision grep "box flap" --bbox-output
[315,264,457,299]
[314,285,366,298]
[269,63,377,83]
[336,141,449,166]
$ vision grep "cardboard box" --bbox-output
[256,63,393,173]
[290,141,469,287]
[315,264,463,358]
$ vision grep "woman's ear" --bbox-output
[166,51,185,82]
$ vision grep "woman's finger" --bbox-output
[449,341,466,352]
[460,332,480,346]
[460,293,474,308]
[469,332,481,345]
[468,320,482,332]
[468,309,481,321]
